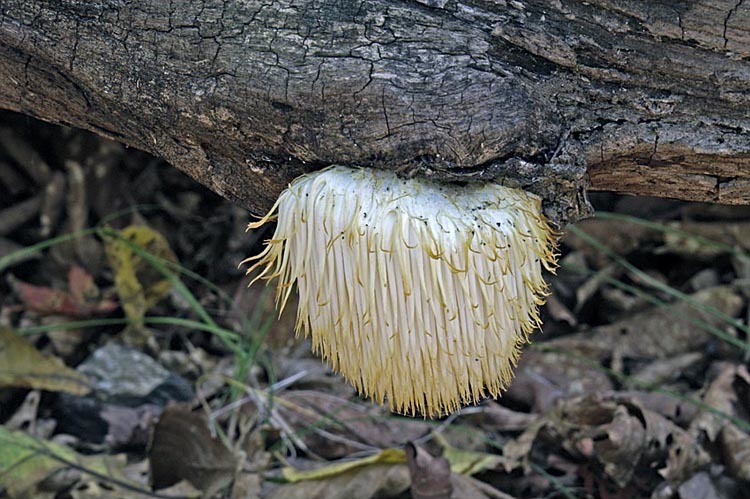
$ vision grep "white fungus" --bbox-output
[244,165,558,417]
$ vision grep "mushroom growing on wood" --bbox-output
[243,166,558,417]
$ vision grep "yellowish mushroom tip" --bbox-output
[242,166,559,417]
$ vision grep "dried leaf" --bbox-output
[434,433,509,476]
[275,390,429,459]
[502,395,710,485]
[505,350,613,411]
[720,423,750,481]
[548,286,743,361]
[637,405,710,483]
[0,430,76,498]
[594,405,645,486]
[278,440,506,499]
[467,402,537,432]
[104,225,177,330]
[627,352,704,388]
[230,473,262,499]
[689,364,750,482]
[661,221,750,259]
[691,363,745,441]
[11,266,116,317]
[5,391,41,432]
[149,404,237,496]
[451,474,514,499]
[501,418,546,471]
[406,443,452,499]
[281,448,406,482]
[0,426,129,497]
[0,327,90,395]
[606,391,697,426]
[268,463,409,499]
[141,480,201,498]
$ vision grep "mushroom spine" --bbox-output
[244,165,558,417]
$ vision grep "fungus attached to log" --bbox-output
[243,166,558,416]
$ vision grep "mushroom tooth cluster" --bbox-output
[243,165,558,417]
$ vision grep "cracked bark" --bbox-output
[1,1,749,226]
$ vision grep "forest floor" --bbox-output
[0,110,749,499]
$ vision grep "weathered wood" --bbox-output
[1,1,749,225]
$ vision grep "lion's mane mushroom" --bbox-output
[243,166,558,417]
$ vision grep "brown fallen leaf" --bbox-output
[10,266,117,317]
[502,395,710,488]
[451,474,517,499]
[592,405,646,486]
[411,438,516,499]
[626,352,704,388]
[547,398,648,487]
[230,472,262,499]
[632,404,710,484]
[505,349,613,411]
[719,423,750,482]
[691,363,747,441]
[547,286,743,361]
[466,401,537,432]
[149,404,238,496]
[689,363,750,482]
[0,326,90,395]
[274,390,430,459]
[406,443,452,499]
[602,391,698,427]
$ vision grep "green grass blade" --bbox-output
[0,228,98,274]
[16,316,241,350]
[530,462,579,499]
[560,263,750,353]
[567,225,749,336]
[595,211,742,256]
[97,226,218,329]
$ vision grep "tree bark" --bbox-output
[1,1,748,225]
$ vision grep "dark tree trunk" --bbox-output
[1,1,749,225]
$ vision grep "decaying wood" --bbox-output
[1,1,748,225]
